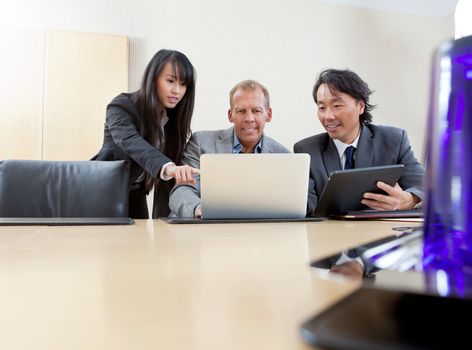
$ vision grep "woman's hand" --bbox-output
[165,164,199,185]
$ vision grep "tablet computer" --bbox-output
[300,287,470,350]
[313,165,405,217]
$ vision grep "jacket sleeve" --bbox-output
[294,142,318,216]
[397,129,425,200]
[169,133,202,217]
[106,101,171,179]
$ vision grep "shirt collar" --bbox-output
[333,128,361,160]
[232,131,263,154]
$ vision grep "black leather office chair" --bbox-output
[0,160,129,217]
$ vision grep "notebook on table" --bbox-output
[313,165,405,217]
[0,217,135,226]
[335,209,423,220]
[160,216,326,224]
[161,153,326,224]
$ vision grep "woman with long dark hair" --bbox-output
[92,49,198,218]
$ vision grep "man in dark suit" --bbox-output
[294,69,424,215]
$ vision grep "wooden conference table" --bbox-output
[0,219,421,350]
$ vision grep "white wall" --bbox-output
[0,0,454,162]
[455,0,472,38]
[319,0,458,17]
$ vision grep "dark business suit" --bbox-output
[294,124,425,215]
[92,92,173,218]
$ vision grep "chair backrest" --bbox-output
[0,160,129,217]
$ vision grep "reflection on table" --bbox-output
[310,227,472,298]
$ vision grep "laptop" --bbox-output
[161,153,326,224]
[313,165,406,217]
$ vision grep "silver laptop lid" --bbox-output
[200,153,310,219]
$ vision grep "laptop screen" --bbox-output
[200,153,310,219]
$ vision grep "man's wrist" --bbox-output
[409,201,422,210]
[408,193,422,210]
[194,204,202,218]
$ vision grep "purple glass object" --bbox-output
[423,35,472,296]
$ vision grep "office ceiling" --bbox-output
[318,0,458,17]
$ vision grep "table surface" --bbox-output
[0,219,421,350]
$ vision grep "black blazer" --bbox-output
[294,124,425,215]
[92,92,172,218]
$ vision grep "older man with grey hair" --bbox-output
[169,80,289,218]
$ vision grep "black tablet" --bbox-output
[300,287,471,350]
[314,165,405,217]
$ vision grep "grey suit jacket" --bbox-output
[293,124,425,215]
[169,127,290,217]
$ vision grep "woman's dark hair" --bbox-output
[312,69,375,124]
[133,49,196,191]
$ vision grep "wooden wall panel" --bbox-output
[42,30,129,160]
[0,28,44,160]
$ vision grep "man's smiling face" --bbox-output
[316,83,364,144]
[228,86,272,153]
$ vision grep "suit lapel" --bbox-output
[260,135,274,153]
[355,124,374,168]
[216,127,235,153]
[322,136,341,176]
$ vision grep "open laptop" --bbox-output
[162,153,326,224]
